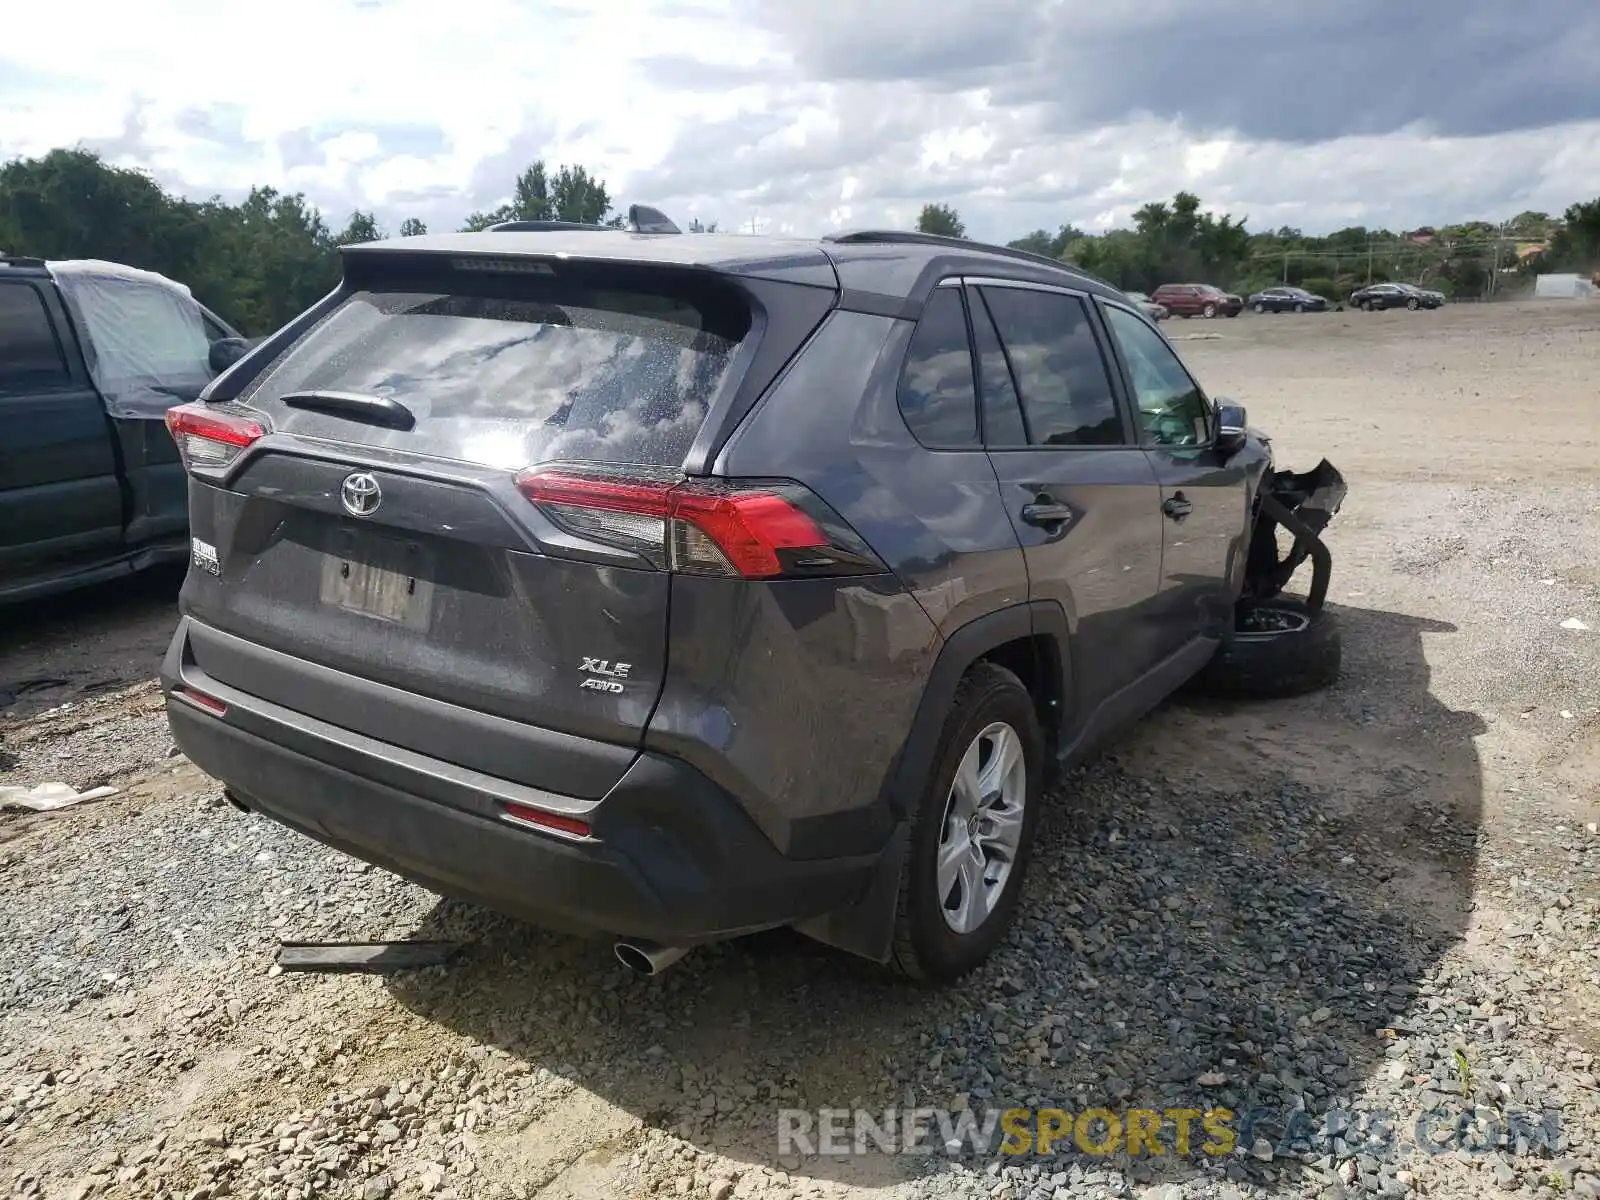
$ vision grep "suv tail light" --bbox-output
[515,469,886,580]
[165,402,265,472]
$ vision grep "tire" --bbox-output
[1202,302,1217,318]
[1360,300,1373,312]
[1293,302,1305,313]
[1407,297,1420,310]
[1191,598,1341,700]
[891,662,1043,982]
[1253,302,1265,314]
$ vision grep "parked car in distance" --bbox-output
[1124,291,1169,321]
[161,223,1348,984]
[1247,286,1329,314]
[1349,282,1441,311]
[1150,283,1243,318]
[1406,284,1446,308]
[0,256,252,604]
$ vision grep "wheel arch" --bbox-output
[793,600,1071,963]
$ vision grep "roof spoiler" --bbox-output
[483,204,683,236]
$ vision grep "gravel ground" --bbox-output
[2,300,1598,1200]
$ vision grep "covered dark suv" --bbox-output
[162,226,1345,982]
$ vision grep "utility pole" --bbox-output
[1484,222,1497,305]
[1366,236,1374,285]
[1282,251,1289,284]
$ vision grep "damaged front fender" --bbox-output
[1243,458,1347,614]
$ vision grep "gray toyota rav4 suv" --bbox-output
[161,224,1346,982]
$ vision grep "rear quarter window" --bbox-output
[241,268,751,471]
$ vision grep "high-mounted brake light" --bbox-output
[514,469,884,580]
[165,402,265,472]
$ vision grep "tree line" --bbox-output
[0,149,635,336]
[919,195,1600,301]
[3,146,1597,339]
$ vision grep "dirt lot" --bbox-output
[2,300,1598,1200]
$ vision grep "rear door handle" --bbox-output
[1162,494,1193,521]
[1021,501,1074,527]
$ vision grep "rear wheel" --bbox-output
[891,662,1042,982]
[1192,598,1341,699]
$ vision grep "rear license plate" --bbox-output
[319,535,435,630]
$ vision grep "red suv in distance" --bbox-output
[1150,283,1243,319]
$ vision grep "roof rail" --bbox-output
[485,219,608,233]
[822,229,1104,281]
[0,253,47,268]
[483,205,683,236]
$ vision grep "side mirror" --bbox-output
[1214,400,1248,454]
[208,337,250,374]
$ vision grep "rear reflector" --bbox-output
[173,686,229,717]
[502,802,592,839]
[515,469,883,580]
[165,402,265,472]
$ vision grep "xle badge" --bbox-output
[579,657,631,694]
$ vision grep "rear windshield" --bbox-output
[241,270,750,469]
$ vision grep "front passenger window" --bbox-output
[1101,304,1211,447]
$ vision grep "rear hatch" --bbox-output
[174,255,775,798]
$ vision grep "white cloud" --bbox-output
[1,0,1598,240]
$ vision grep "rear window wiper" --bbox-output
[278,390,416,431]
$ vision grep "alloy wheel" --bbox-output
[936,722,1027,935]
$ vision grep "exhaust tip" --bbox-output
[614,940,688,976]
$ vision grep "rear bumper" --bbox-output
[162,618,885,944]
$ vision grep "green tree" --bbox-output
[1008,224,1085,259]
[1548,198,1600,269]
[399,217,427,237]
[460,160,619,229]
[916,203,966,238]
[550,164,616,225]
[332,210,383,245]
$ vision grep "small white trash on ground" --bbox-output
[0,782,119,812]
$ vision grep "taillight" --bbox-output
[165,402,265,472]
[514,469,885,580]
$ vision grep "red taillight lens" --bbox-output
[514,469,882,580]
[165,402,265,472]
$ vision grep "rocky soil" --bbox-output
[3,301,1598,1200]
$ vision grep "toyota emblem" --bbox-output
[340,472,382,517]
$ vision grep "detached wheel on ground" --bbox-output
[891,661,1043,982]
[1192,598,1342,699]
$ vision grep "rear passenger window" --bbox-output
[0,283,68,390]
[897,287,978,448]
[978,286,1123,447]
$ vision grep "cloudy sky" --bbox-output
[3,0,1598,242]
